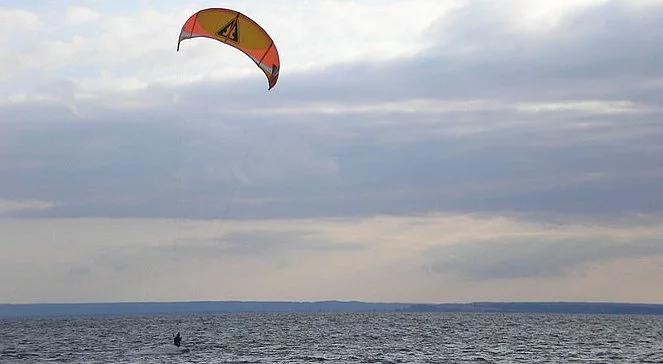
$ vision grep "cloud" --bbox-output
[65,7,101,25]
[430,236,663,279]
[1,94,662,219]
[428,0,663,100]
[111,229,364,265]
[0,199,54,216]
[0,7,39,35]
[237,99,656,117]
[1,214,663,303]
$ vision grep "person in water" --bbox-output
[173,332,182,347]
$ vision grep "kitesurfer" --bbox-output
[174,332,182,347]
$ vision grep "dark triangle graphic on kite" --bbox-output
[217,18,239,42]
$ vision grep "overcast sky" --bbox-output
[1,0,662,304]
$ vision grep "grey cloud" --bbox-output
[172,230,363,258]
[66,266,91,277]
[2,99,662,219]
[274,1,663,103]
[430,1,663,101]
[430,235,663,280]
[87,230,363,273]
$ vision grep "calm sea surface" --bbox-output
[1,313,662,363]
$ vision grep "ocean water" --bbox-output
[1,313,662,363]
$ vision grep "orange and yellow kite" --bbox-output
[178,8,280,90]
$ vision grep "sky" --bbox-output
[1,0,663,304]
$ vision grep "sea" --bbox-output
[1,312,662,363]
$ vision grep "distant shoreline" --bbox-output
[2,301,663,318]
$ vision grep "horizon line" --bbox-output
[3,300,663,306]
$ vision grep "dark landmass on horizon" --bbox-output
[2,301,663,318]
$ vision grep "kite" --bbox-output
[177,8,280,90]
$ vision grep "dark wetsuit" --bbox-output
[174,333,182,347]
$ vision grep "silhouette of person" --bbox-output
[174,332,182,347]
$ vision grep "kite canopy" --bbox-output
[178,8,280,90]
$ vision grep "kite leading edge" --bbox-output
[178,8,280,90]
